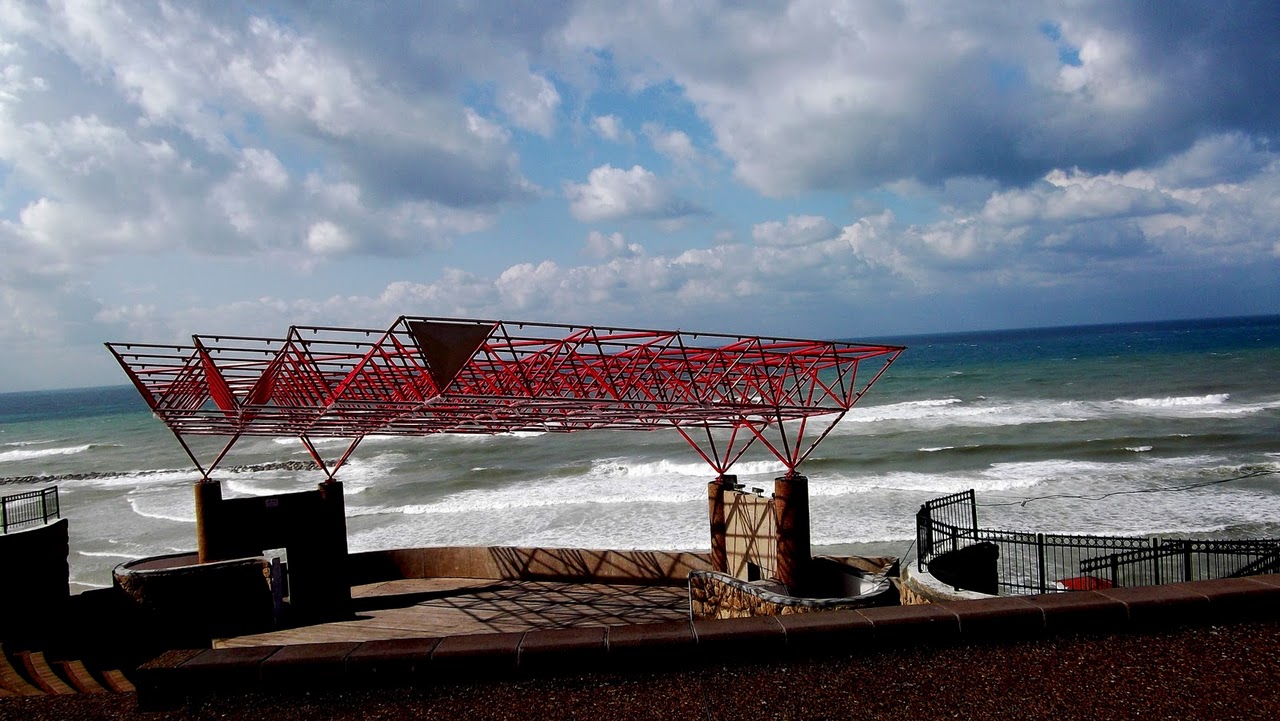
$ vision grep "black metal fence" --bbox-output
[1,486,60,533]
[917,489,1280,595]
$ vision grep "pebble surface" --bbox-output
[3,619,1278,720]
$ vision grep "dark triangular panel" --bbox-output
[407,320,495,392]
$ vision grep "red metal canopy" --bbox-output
[107,316,904,480]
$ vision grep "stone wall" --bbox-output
[688,567,894,619]
[349,546,714,587]
[898,560,996,605]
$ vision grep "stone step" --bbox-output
[18,651,76,695]
[101,668,136,694]
[57,659,108,694]
[0,644,43,696]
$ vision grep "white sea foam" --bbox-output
[0,443,93,463]
[833,392,1274,435]
[78,550,146,560]
[127,493,196,523]
[1125,446,1153,453]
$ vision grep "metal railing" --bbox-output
[1,486,60,533]
[917,489,1280,595]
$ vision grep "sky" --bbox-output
[1,1,1278,392]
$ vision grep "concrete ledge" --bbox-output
[345,637,440,684]
[135,573,1280,708]
[691,616,787,658]
[177,646,279,694]
[1097,585,1211,630]
[260,641,360,686]
[430,631,524,679]
[775,609,875,654]
[1166,577,1280,623]
[519,627,608,674]
[1023,590,1129,634]
[940,596,1045,640]
[605,620,697,669]
[859,603,961,646]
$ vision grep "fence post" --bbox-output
[969,490,978,535]
[1151,537,1161,586]
[1183,541,1193,582]
[1,499,7,533]
[1037,533,1047,595]
[1110,556,1119,588]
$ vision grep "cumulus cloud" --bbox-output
[583,230,643,258]
[752,215,837,247]
[562,1,1280,195]
[591,114,632,143]
[497,72,561,137]
[0,1,533,261]
[1,1,1278,391]
[564,164,702,222]
[643,124,701,167]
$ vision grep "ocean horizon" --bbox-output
[2,314,1278,592]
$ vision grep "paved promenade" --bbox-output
[216,578,690,647]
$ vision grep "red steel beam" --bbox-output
[106,316,904,476]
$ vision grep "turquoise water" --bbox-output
[2,316,1278,591]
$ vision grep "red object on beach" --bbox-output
[1057,576,1115,591]
[107,316,904,481]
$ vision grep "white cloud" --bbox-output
[643,124,700,166]
[590,114,631,143]
[564,164,700,222]
[752,215,836,247]
[583,230,643,258]
[498,72,561,137]
[305,221,354,255]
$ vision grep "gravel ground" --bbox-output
[3,620,1279,720]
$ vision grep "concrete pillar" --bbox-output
[707,475,736,573]
[773,472,811,593]
[193,480,223,564]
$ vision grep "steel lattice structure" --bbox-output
[107,316,904,480]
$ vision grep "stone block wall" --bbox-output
[689,568,894,619]
[898,560,996,605]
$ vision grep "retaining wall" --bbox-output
[348,546,713,586]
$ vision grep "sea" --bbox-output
[2,315,1278,593]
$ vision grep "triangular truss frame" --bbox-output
[107,316,904,481]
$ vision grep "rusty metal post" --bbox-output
[193,480,222,564]
[773,472,811,594]
[708,475,736,573]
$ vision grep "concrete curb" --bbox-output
[135,575,1280,708]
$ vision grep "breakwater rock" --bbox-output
[0,460,326,487]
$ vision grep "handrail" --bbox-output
[1,486,60,533]
[916,489,1280,595]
